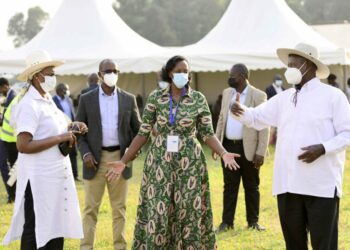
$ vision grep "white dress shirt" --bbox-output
[4,86,83,247]
[58,95,73,120]
[225,87,247,140]
[99,86,119,147]
[272,83,283,94]
[235,78,350,198]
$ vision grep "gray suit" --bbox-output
[76,87,141,180]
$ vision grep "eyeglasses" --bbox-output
[101,69,119,74]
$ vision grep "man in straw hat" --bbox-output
[3,50,86,249]
[231,43,350,250]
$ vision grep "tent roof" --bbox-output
[0,0,166,75]
[312,23,350,50]
[177,0,348,72]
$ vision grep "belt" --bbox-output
[101,145,120,152]
[224,138,243,144]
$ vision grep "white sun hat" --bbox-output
[277,43,330,79]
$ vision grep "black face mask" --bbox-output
[228,77,239,89]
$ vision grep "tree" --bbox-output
[286,0,350,24]
[114,0,230,46]
[7,6,49,48]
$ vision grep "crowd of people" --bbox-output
[0,42,350,250]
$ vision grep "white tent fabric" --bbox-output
[0,0,167,75]
[176,0,349,72]
[313,24,350,50]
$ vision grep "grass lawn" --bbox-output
[1,146,350,249]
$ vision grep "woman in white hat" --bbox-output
[3,50,86,249]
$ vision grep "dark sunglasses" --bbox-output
[101,69,119,74]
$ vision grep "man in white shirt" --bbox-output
[231,43,350,250]
[215,64,269,233]
[53,83,79,180]
[77,59,141,250]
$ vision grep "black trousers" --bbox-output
[21,182,64,250]
[69,146,78,178]
[3,141,18,166]
[277,192,339,250]
[0,140,11,198]
[221,138,260,225]
[2,141,17,200]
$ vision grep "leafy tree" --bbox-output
[7,6,49,47]
[114,0,230,46]
[286,0,350,24]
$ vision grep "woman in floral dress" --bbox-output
[107,56,240,249]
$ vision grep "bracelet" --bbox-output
[219,151,227,158]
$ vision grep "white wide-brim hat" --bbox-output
[17,50,64,81]
[276,43,330,79]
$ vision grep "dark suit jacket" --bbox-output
[81,83,99,95]
[52,95,75,120]
[76,87,141,180]
[265,84,285,100]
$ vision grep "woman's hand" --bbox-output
[106,161,126,182]
[222,152,240,171]
[59,131,77,147]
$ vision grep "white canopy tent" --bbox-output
[171,0,349,104]
[177,0,348,72]
[0,0,348,103]
[0,0,167,75]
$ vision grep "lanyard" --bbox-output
[169,88,186,127]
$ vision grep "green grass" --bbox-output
[1,146,350,249]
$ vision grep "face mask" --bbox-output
[284,61,308,85]
[274,80,283,87]
[40,75,57,93]
[228,77,239,89]
[65,90,71,97]
[103,73,118,87]
[172,73,188,89]
[158,81,169,89]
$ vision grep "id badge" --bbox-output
[167,135,179,152]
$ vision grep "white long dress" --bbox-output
[3,86,83,248]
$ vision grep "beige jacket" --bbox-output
[215,84,270,161]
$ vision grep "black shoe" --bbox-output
[248,222,265,231]
[215,223,233,233]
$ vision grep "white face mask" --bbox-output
[284,61,308,85]
[274,80,283,87]
[103,73,118,87]
[158,81,169,89]
[40,75,57,93]
[65,90,71,97]
[172,73,188,89]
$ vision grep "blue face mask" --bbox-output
[172,73,188,89]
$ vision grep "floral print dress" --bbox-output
[132,86,217,250]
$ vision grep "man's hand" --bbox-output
[298,144,325,163]
[230,93,244,117]
[83,153,98,170]
[69,122,88,135]
[252,154,264,170]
